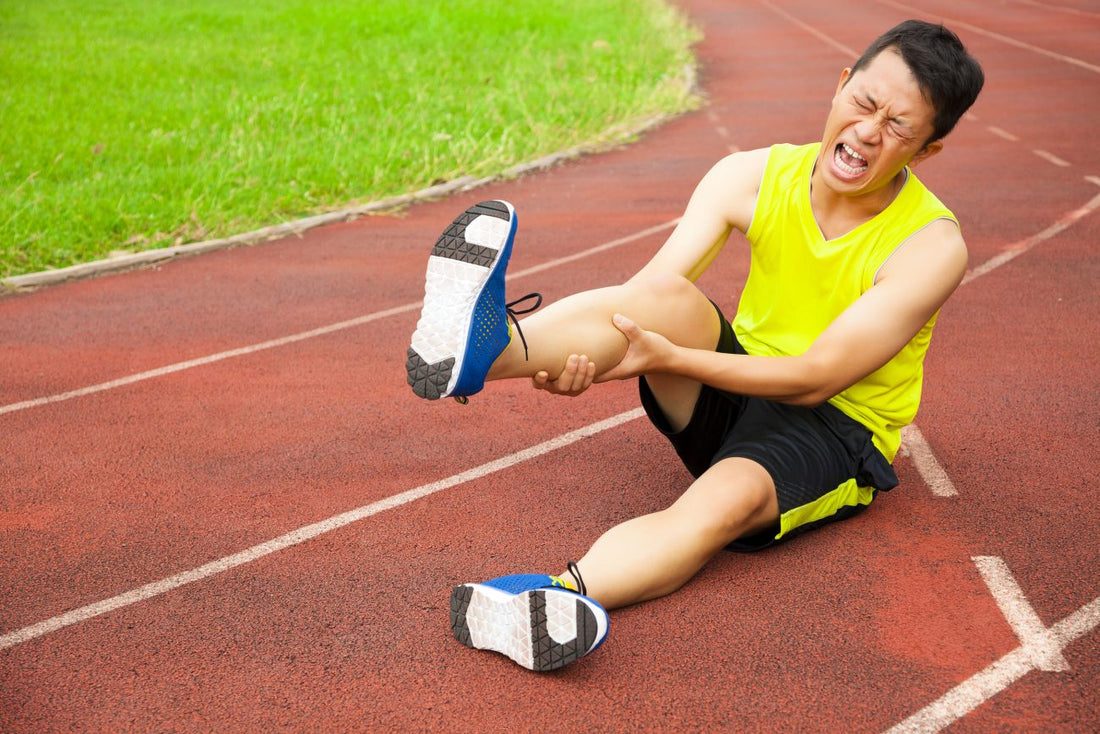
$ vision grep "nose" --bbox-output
[854,115,883,145]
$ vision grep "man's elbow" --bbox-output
[784,361,845,407]
[785,388,834,408]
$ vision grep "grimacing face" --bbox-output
[815,48,942,199]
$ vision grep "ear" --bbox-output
[833,68,852,100]
[909,140,943,167]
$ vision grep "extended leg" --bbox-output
[563,457,780,610]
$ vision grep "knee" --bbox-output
[675,470,776,540]
[710,483,774,536]
[625,272,697,303]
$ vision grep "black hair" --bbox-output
[850,20,984,145]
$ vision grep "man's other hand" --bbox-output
[532,354,596,397]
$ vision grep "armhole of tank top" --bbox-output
[744,145,778,241]
[870,214,959,286]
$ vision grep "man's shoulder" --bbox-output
[705,147,773,232]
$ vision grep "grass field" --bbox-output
[0,0,698,278]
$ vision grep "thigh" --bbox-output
[716,397,899,550]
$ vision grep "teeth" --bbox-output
[842,143,867,163]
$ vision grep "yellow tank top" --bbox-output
[735,143,957,461]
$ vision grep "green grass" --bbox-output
[0,0,698,278]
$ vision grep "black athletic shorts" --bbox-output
[639,303,898,551]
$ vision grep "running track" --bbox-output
[2,0,1097,730]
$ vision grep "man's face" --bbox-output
[817,49,941,197]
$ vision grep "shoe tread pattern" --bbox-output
[530,590,598,672]
[405,349,454,400]
[430,202,510,267]
[449,584,474,646]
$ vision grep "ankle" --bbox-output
[563,561,588,596]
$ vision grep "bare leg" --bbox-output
[488,274,720,388]
[563,458,779,610]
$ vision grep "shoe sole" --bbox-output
[406,200,515,400]
[449,583,608,672]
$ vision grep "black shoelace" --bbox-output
[506,292,542,361]
[566,560,587,596]
[453,292,543,405]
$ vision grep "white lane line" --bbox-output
[0,305,418,417]
[973,556,1070,671]
[963,190,1100,285]
[759,0,858,58]
[1012,0,1100,21]
[875,0,1100,75]
[987,125,1019,142]
[0,220,677,418]
[1088,175,1100,188]
[885,583,1096,733]
[504,219,676,281]
[0,407,646,651]
[1033,149,1071,168]
[900,424,958,497]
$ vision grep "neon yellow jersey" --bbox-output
[736,143,957,461]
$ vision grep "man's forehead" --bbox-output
[846,51,932,117]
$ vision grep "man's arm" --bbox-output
[631,148,769,282]
[531,149,767,396]
[599,218,968,405]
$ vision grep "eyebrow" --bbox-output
[863,93,916,134]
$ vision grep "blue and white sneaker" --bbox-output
[406,200,540,401]
[449,573,609,672]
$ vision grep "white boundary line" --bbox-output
[0,219,677,418]
[1033,149,1071,168]
[0,408,646,651]
[885,561,1096,733]
[875,0,1100,75]
[899,425,957,497]
[963,190,1100,285]
[973,556,1069,671]
[759,0,858,58]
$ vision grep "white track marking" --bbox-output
[963,190,1100,285]
[0,408,645,651]
[900,425,957,497]
[987,126,1019,142]
[1033,149,1071,167]
[885,577,1096,733]
[0,220,677,418]
[760,0,858,58]
[875,0,1100,75]
[1012,0,1100,20]
[973,556,1070,671]
[1088,175,1100,188]
[0,304,419,417]
[506,219,676,281]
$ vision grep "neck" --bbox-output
[809,166,906,237]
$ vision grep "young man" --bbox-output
[406,20,984,672]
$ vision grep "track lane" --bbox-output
[2,0,1096,730]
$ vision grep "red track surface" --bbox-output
[2,1,1097,731]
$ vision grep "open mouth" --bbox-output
[833,142,868,177]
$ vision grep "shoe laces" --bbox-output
[506,292,542,361]
[452,292,542,406]
[566,560,587,596]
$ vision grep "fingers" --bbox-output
[560,355,595,393]
[612,313,637,335]
[531,355,596,396]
